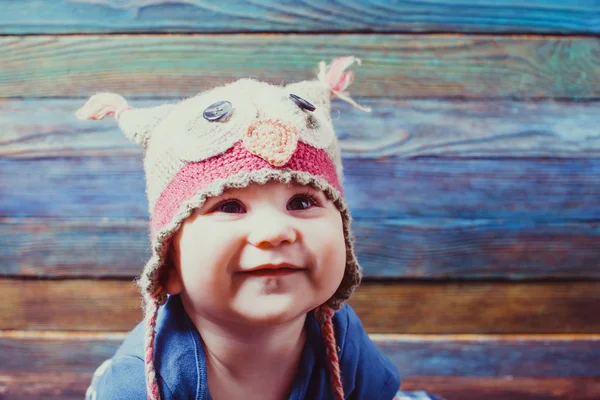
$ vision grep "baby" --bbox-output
[78,57,441,400]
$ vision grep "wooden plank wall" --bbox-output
[1,1,599,399]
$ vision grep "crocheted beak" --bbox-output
[244,119,299,167]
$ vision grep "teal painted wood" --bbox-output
[2,336,599,377]
[3,99,600,159]
[2,36,600,99]
[1,0,599,34]
[2,217,598,279]
[2,156,598,220]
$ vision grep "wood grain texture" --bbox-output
[2,0,599,34]
[3,99,598,278]
[2,279,599,334]
[3,98,600,159]
[4,155,599,220]
[3,217,599,279]
[373,335,600,376]
[1,332,598,375]
[2,2,598,398]
[353,282,600,334]
[401,377,600,400]
[3,152,599,279]
[1,374,598,400]
[2,35,599,99]
[0,372,95,400]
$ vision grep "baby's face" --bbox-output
[166,181,346,326]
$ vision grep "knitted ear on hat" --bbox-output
[75,93,174,148]
[285,79,333,116]
[285,55,371,117]
[318,56,371,113]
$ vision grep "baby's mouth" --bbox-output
[239,263,307,277]
[242,268,304,277]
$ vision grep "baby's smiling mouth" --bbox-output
[243,268,304,277]
[240,263,306,277]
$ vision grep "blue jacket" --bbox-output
[87,294,440,400]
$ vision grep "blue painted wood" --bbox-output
[3,98,600,159]
[1,0,599,34]
[2,99,598,278]
[3,335,599,377]
[2,156,598,220]
[343,157,600,220]
[353,219,600,279]
[3,217,598,278]
[377,337,600,377]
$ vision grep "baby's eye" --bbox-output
[287,195,316,211]
[213,200,245,214]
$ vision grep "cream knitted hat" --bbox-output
[76,56,370,400]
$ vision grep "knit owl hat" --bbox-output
[76,56,370,400]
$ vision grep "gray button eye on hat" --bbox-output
[203,100,233,121]
[290,93,316,111]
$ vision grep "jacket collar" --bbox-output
[154,294,209,399]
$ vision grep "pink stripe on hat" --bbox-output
[150,141,341,236]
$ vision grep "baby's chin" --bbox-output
[229,293,320,326]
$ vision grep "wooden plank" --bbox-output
[0,332,125,373]
[2,0,599,34]
[3,217,599,279]
[2,35,599,99]
[3,98,600,159]
[353,282,600,334]
[344,157,600,221]
[353,219,600,279]
[1,331,598,398]
[2,279,599,333]
[401,377,600,400]
[1,280,144,332]
[3,155,599,221]
[1,374,598,400]
[1,332,599,375]
[372,334,600,377]
[0,372,92,400]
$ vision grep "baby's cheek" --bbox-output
[179,261,214,299]
[314,225,346,288]
[181,271,229,313]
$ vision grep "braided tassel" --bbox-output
[144,297,161,400]
[315,306,345,400]
[318,56,371,113]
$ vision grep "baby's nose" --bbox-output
[247,212,298,248]
[243,119,299,167]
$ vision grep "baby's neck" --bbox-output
[190,311,308,400]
